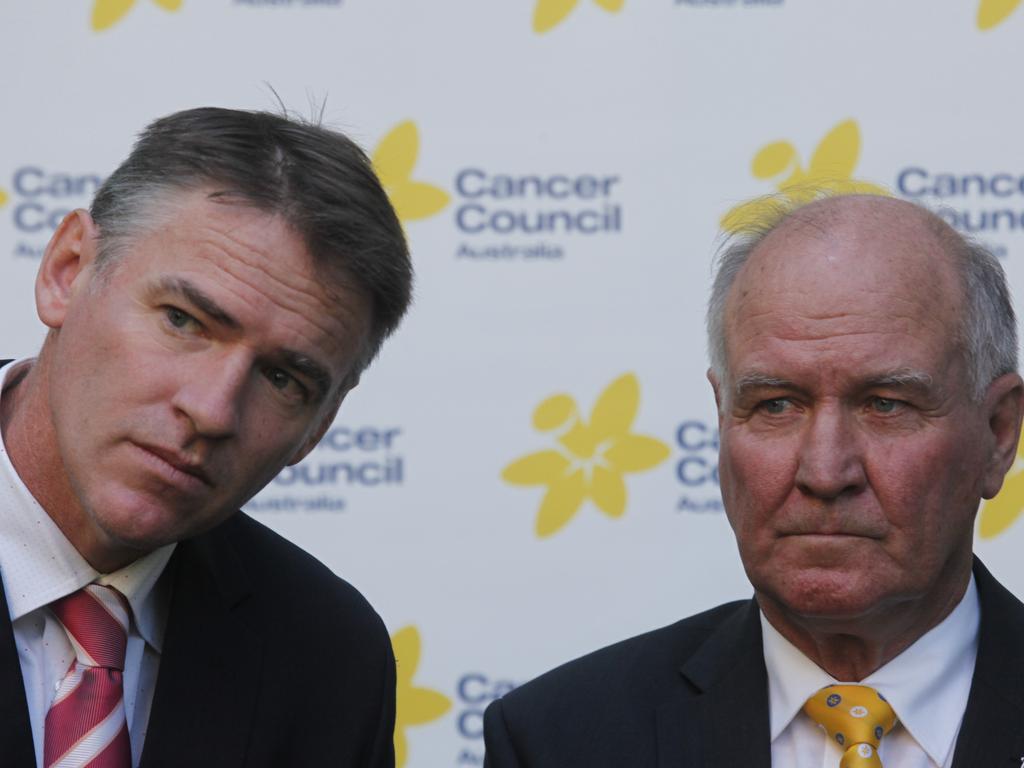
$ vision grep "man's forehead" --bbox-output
[716,196,971,403]
[729,198,962,316]
[126,190,370,375]
[134,190,356,304]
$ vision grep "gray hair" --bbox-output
[90,107,412,384]
[706,193,1018,402]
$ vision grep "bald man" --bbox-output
[483,195,1024,768]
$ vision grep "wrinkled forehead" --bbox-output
[726,200,965,339]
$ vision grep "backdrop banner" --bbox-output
[3,2,1024,765]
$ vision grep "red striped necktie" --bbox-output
[44,584,132,768]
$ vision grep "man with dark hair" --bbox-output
[483,194,1024,767]
[0,107,410,767]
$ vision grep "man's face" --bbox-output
[40,191,368,566]
[715,203,1015,628]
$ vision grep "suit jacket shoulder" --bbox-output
[950,558,1024,766]
[493,600,748,715]
[484,600,771,768]
[207,511,389,644]
[485,561,1024,768]
[141,512,395,768]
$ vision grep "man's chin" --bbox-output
[86,494,226,563]
[757,569,898,626]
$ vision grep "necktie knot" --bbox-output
[49,584,130,671]
[803,684,898,767]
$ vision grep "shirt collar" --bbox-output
[762,577,979,766]
[0,357,176,651]
[762,609,832,741]
[863,576,979,766]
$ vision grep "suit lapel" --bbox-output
[656,600,771,768]
[0,572,37,767]
[140,524,263,768]
[951,559,1024,767]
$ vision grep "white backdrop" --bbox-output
[3,2,1024,765]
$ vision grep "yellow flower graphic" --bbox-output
[0,188,8,207]
[721,119,888,233]
[978,0,1022,29]
[92,0,182,31]
[372,121,450,223]
[979,433,1024,538]
[502,373,670,538]
[533,0,624,34]
[392,625,451,768]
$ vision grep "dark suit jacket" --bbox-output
[0,362,395,767]
[483,560,1024,767]
[0,514,395,767]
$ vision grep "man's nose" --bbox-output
[172,352,250,439]
[793,405,866,500]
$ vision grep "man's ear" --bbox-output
[36,209,100,329]
[981,372,1024,499]
[286,376,360,466]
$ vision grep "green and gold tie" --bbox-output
[803,684,898,767]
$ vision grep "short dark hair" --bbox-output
[90,107,411,378]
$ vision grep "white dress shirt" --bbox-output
[0,358,176,767]
[763,577,980,768]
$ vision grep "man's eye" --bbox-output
[869,396,901,414]
[759,398,790,415]
[264,368,308,401]
[266,368,291,390]
[165,307,199,332]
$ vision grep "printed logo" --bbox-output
[91,0,182,31]
[978,434,1024,538]
[502,373,669,537]
[6,166,105,260]
[675,420,723,513]
[978,0,1022,29]
[533,0,623,34]
[721,119,887,233]
[850,706,868,718]
[247,424,404,514]
[373,121,450,223]
[393,625,452,768]
[452,168,623,260]
[894,167,1024,258]
[454,672,519,764]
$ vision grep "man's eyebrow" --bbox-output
[157,277,239,329]
[733,373,796,398]
[864,369,934,391]
[732,369,935,399]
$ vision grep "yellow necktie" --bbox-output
[803,684,898,767]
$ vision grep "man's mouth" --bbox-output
[131,441,214,489]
